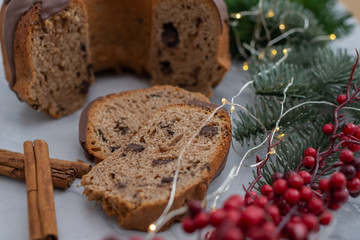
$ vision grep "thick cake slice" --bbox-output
[150,0,231,96]
[79,85,209,163]
[81,101,231,231]
[0,0,93,118]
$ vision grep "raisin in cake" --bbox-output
[79,85,209,163]
[0,0,230,118]
[81,101,231,231]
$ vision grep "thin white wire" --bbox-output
[147,104,225,237]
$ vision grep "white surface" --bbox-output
[1,19,360,240]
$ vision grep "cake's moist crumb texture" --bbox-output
[81,102,231,231]
[150,0,231,96]
[80,85,209,162]
[5,1,93,118]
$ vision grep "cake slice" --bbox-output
[79,85,209,163]
[0,0,93,118]
[150,0,231,96]
[81,101,231,231]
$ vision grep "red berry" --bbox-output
[303,156,316,169]
[301,214,319,232]
[304,147,317,157]
[152,237,163,240]
[271,172,284,183]
[337,94,347,105]
[349,143,360,152]
[329,202,342,211]
[240,206,266,228]
[286,222,308,240]
[350,191,360,198]
[308,197,324,215]
[319,178,330,192]
[222,227,244,240]
[332,189,349,204]
[225,210,241,226]
[357,171,360,179]
[182,217,196,233]
[284,189,300,205]
[347,177,360,193]
[340,164,356,179]
[194,212,209,229]
[261,184,273,196]
[355,129,360,139]
[245,196,255,206]
[330,172,347,189]
[288,174,305,189]
[339,150,354,163]
[210,209,226,227]
[298,171,311,184]
[353,159,360,171]
[129,237,143,240]
[322,123,334,135]
[224,195,244,211]
[248,222,277,240]
[188,200,202,216]
[273,179,288,195]
[319,211,333,225]
[255,196,268,208]
[343,123,356,135]
[266,205,281,224]
[300,186,313,202]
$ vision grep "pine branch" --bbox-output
[233,96,319,146]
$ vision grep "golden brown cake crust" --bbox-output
[81,102,232,231]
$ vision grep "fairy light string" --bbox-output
[144,2,351,239]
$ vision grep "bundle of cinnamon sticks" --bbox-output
[0,140,92,240]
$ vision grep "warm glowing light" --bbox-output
[231,105,235,113]
[269,148,276,154]
[149,224,157,232]
[243,61,249,71]
[277,133,285,139]
[329,33,336,41]
[275,127,280,132]
[222,98,230,105]
[266,9,275,18]
[235,13,242,19]
[282,48,288,55]
[279,24,286,31]
[271,49,278,56]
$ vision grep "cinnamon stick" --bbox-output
[24,140,58,240]
[0,164,74,189]
[33,140,58,240]
[23,141,43,240]
[0,148,91,178]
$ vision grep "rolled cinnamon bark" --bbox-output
[0,148,91,178]
[33,140,58,240]
[23,141,43,240]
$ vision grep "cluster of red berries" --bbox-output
[182,171,337,240]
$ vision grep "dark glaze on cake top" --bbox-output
[3,0,70,89]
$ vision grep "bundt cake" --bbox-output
[0,0,231,118]
[79,85,210,163]
[81,101,231,231]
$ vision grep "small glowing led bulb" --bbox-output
[267,9,275,18]
[235,13,242,19]
[329,33,336,40]
[271,49,277,56]
[282,48,288,55]
[230,105,235,113]
[243,61,249,71]
[149,224,157,232]
[279,23,286,31]
[222,98,227,105]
